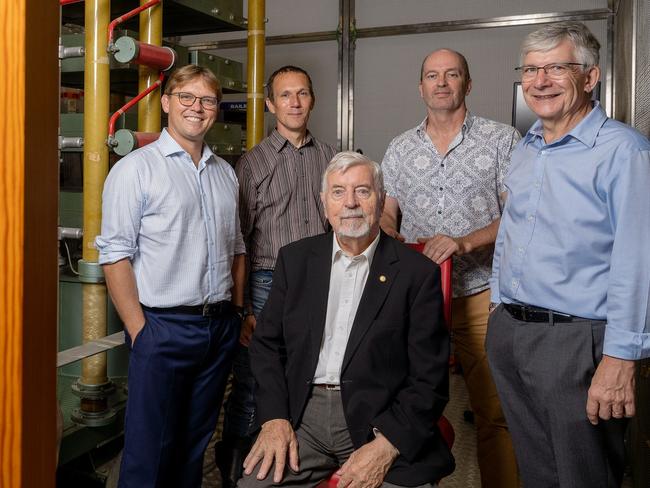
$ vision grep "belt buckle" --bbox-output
[520,306,528,322]
[325,384,340,391]
[202,303,211,316]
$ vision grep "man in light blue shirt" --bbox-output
[96,65,246,488]
[488,22,650,487]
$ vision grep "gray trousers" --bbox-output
[237,388,436,488]
[486,305,627,488]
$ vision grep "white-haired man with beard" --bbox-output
[237,151,454,487]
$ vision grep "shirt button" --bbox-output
[511,278,518,286]
[518,247,524,253]
[439,187,443,191]
[304,219,308,224]
[437,210,442,214]
[440,163,445,167]
[528,215,534,221]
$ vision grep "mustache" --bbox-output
[339,210,364,219]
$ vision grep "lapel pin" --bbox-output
[379,275,387,283]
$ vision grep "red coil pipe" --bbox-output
[133,131,160,148]
[107,0,161,45]
[108,72,165,137]
[135,42,176,71]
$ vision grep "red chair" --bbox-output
[317,248,454,488]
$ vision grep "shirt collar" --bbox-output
[331,231,381,266]
[523,101,607,148]
[269,128,314,152]
[157,128,216,166]
[416,110,474,139]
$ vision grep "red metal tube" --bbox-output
[108,72,164,137]
[60,0,83,4]
[107,0,160,45]
[136,42,176,71]
[133,131,160,148]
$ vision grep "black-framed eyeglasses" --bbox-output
[515,62,587,80]
[167,92,219,109]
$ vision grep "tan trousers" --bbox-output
[452,289,519,488]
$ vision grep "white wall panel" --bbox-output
[356,0,608,28]
[354,20,607,162]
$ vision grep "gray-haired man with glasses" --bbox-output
[97,64,246,487]
[488,21,650,487]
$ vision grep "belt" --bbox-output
[313,384,341,391]
[504,303,575,323]
[142,301,234,317]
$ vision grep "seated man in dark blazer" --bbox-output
[238,151,454,488]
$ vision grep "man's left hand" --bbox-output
[586,355,636,425]
[335,434,399,488]
[417,234,469,264]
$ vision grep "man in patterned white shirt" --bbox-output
[380,49,520,488]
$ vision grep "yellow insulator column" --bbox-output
[138,0,162,132]
[246,0,265,149]
[80,0,109,391]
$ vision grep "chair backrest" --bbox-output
[404,243,452,330]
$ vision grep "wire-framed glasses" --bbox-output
[168,92,218,109]
[515,62,587,80]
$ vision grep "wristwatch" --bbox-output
[233,305,245,321]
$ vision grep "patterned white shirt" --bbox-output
[382,112,520,297]
[313,232,380,385]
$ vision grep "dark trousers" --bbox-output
[118,309,240,488]
[223,270,274,440]
[486,305,627,488]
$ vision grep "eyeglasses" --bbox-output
[167,92,218,109]
[515,62,587,80]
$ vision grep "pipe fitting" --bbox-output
[59,45,85,59]
[59,136,84,149]
[58,226,83,240]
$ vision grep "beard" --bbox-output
[336,210,371,239]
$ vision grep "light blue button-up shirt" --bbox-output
[96,129,245,308]
[491,103,650,360]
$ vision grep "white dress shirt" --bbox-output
[313,232,380,385]
[95,129,246,307]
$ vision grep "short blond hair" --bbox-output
[164,64,222,102]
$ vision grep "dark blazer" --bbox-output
[249,231,455,485]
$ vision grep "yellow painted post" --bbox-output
[80,0,110,390]
[246,0,265,149]
[138,0,162,132]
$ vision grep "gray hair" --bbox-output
[521,21,600,67]
[321,151,384,195]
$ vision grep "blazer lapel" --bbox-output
[306,233,334,375]
[341,233,400,374]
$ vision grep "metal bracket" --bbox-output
[77,259,105,283]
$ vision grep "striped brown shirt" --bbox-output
[235,129,336,271]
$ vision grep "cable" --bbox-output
[63,240,80,275]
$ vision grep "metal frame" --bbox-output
[184,8,615,153]
[337,0,354,151]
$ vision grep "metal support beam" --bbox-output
[337,0,354,151]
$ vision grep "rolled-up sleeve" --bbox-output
[603,148,650,359]
[95,159,143,265]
